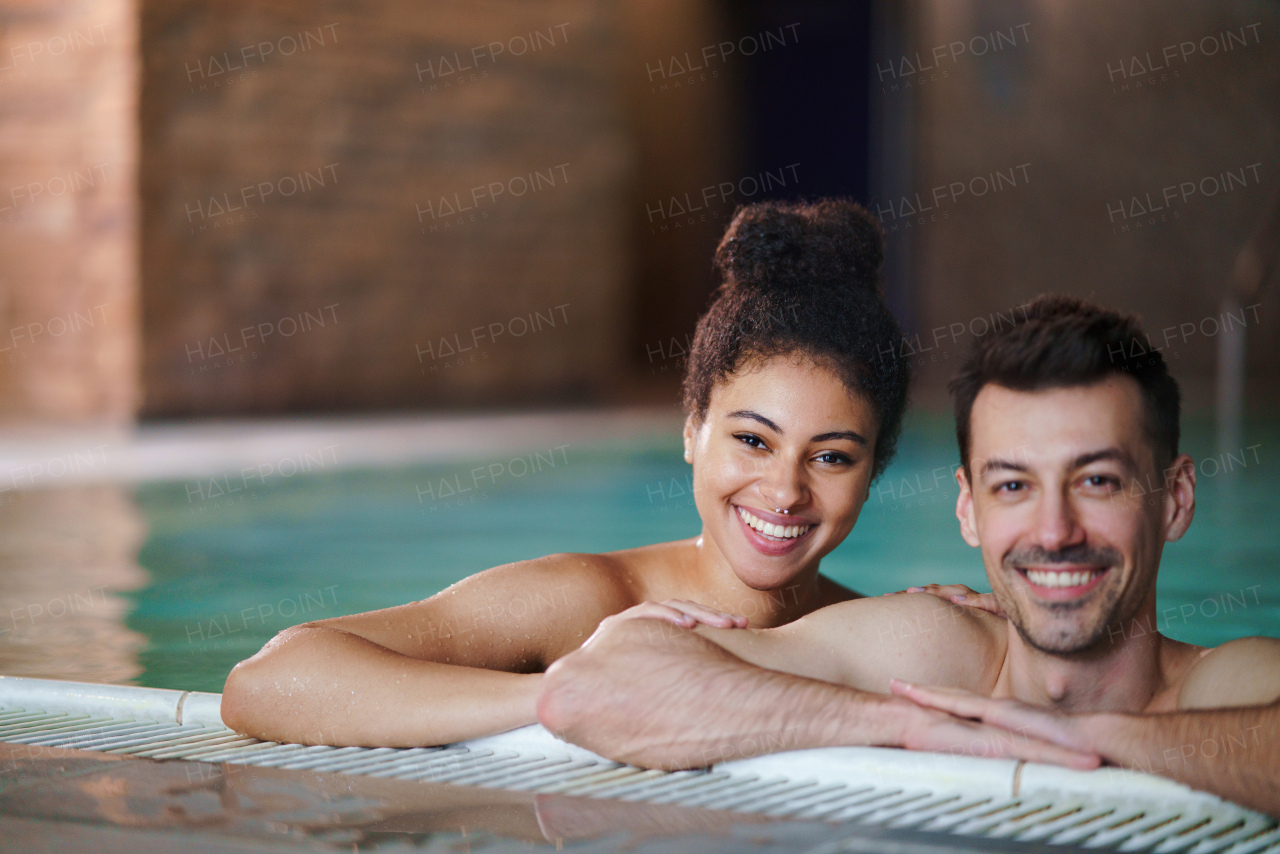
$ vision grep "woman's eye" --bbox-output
[815,452,851,466]
[734,433,766,449]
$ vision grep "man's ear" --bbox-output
[682,415,695,464]
[955,466,980,547]
[1162,453,1196,541]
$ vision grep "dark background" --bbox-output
[0,0,1276,429]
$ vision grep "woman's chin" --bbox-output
[726,554,812,592]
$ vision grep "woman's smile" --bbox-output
[734,505,816,555]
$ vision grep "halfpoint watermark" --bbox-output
[645,23,800,95]
[185,163,340,233]
[184,303,340,374]
[184,445,340,512]
[185,24,340,95]
[416,23,571,94]
[1106,22,1262,94]
[415,445,571,512]
[415,303,569,373]
[645,163,800,235]
[871,163,1031,237]
[1107,163,1263,235]
[415,163,570,234]
[876,22,1030,95]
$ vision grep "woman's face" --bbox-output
[684,352,879,590]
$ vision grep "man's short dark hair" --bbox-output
[949,295,1181,474]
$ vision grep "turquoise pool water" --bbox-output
[128,412,1279,692]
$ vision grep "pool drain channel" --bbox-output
[0,676,1275,852]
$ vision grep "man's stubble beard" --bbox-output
[1002,581,1127,656]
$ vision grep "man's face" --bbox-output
[955,375,1194,655]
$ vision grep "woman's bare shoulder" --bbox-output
[435,550,640,617]
[815,574,862,607]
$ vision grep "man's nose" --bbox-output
[1033,489,1084,553]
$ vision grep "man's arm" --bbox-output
[893,638,1280,817]
[1090,637,1280,815]
[1083,703,1279,817]
[537,597,1099,770]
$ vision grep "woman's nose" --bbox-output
[759,455,807,510]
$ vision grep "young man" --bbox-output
[536,295,1280,817]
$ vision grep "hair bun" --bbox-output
[713,198,884,294]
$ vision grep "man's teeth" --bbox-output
[736,506,811,540]
[1025,569,1104,588]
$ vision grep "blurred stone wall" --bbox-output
[139,0,634,415]
[0,0,139,422]
[897,0,1280,406]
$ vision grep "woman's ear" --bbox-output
[682,415,695,463]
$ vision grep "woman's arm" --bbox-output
[220,553,632,746]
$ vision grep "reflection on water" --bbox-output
[0,743,885,853]
[0,485,148,682]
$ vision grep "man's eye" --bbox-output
[996,481,1024,493]
[735,433,766,449]
[1083,474,1119,489]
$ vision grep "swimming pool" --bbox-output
[119,410,1279,693]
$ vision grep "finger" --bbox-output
[919,716,1099,769]
[890,681,993,720]
[663,600,748,628]
[898,681,1090,753]
[962,725,1101,770]
[917,584,978,598]
[949,592,1006,617]
[630,602,697,627]
[973,703,1087,752]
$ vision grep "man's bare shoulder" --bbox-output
[1177,636,1280,710]
[708,591,1007,693]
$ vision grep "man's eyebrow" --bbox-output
[1072,448,1137,470]
[979,448,1138,477]
[727,410,782,433]
[980,457,1029,477]
[811,430,867,446]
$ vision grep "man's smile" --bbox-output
[1014,565,1111,600]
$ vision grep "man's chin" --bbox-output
[1009,612,1112,656]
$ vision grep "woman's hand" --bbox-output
[884,583,1006,618]
[579,599,748,649]
[608,599,748,629]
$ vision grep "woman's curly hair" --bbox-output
[681,198,910,481]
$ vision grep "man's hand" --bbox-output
[885,584,1006,618]
[887,685,1100,769]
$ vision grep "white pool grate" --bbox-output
[0,676,1275,852]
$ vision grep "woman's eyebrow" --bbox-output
[727,410,782,433]
[811,430,867,446]
[727,411,867,446]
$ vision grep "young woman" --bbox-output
[221,199,988,747]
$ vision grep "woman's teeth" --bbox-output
[1025,569,1104,588]
[736,506,811,540]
